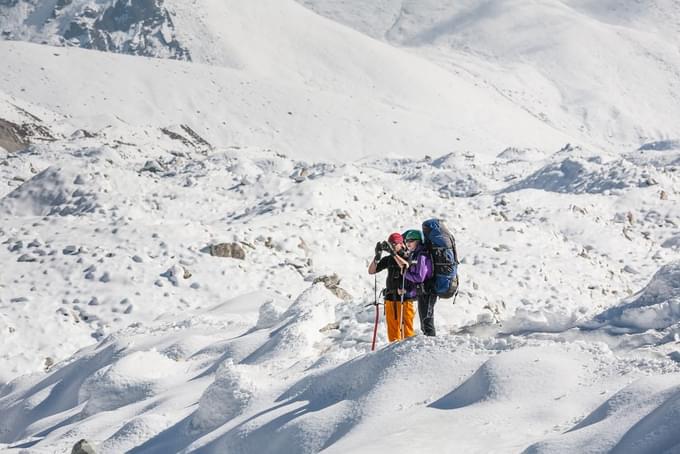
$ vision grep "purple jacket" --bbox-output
[404,246,433,285]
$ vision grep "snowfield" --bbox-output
[1,0,680,453]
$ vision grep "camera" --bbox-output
[379,241,394,253]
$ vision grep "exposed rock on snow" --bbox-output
[161,264,189,286]
[1,0,190,61]
[140,159,166,173]
[496,147,545,162]
[0,118,28,153]
[0,118,55,153]
[210,242,246,260]
[16,253,36,262]
[71,438,96,454]
[160,125,207,151]
[63,245,79,255]
[313,273,353,302]
[290,166,309,183]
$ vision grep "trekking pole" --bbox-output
[399,272,406,340]
[371,274,379,351]
[452,275,460,305]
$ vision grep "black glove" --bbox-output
[380,241,394,254]
[374,242,382,262]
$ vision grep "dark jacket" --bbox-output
[376,254,416,300]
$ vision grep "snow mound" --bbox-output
[99,414,171,454]
[638,140,680,151]
[624,147,680,168]
[662,235,680,250]
[501,305,583,334]
[78,349,185,417]
[189,360,256,431]
[365,152,489,198]
[591,261,680,331]
[211,337,453,454]
[430,346,581,409]
[256,300,287,329]
[496,147,546,162]
[0,165,100,216]
[208,339,597,454]
[243,284,339,367]
[524,374,680,454]
[426,153,487,198]
[0,340,121,443]
[504,156,652,194]
[431,169,486,198]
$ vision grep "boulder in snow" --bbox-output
[313,273,353,302]
[71,439,96,454]
[210,242,246,260]
[161,264,189,286]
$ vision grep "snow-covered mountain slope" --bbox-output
[297,0,680,151]
[7,0,680,156]
[0,29,573,162]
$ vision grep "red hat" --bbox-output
[388,232,403,244]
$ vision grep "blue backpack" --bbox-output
[422,219,459,298]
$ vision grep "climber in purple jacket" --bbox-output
[394,229,436,336]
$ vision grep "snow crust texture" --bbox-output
[0,131,679,453]
[1,1,680,453]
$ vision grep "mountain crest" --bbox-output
[1,0,190,59]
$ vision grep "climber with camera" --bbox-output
[367,232,417,342]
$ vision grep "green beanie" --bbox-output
[403,230,423,242]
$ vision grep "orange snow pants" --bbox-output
[384,299,416,342]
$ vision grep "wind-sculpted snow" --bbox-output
[524,374,680,454]
[189,360,256,431]
[503,156,657,194]
[662,235,680,250]
[204,337,484,454]
[78,349,186,417]
[431,346,582,410]
[624,146,680,169]
[0,339,123,444]
[638,140,680,152]
[590,261,680,332]
[242,284,340,367]
[360,152,491,198]
[0,165,101,216]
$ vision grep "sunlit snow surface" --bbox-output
[1,1,680,453]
